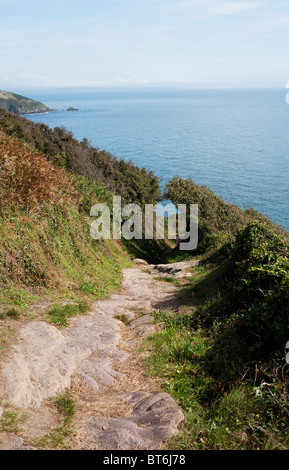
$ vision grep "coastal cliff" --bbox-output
[0,90,53,115]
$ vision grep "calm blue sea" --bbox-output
[24,89,289,230]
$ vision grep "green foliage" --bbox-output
[0,110,161,206]
[164,250,196,264]
[0,129,130,303]
[32,393,76,449]
[165,176,287,257]
[153,179,289,449]
[145,309,289,450]
[115,313,130,323]
[154,276,181,286]
[1,410,28,433]
[220,222,289,359]
[122,237,171,263]
[165,175,289,365]
[180,222,289,383]
[47,302,89,327]
[165,176,249,254]
[0,123,165,313]
[55,394,76,424]
[0,307,20,320]
[75,175,113,213]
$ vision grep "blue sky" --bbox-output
[1,0,289,90]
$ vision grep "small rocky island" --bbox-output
[0,90,53,116]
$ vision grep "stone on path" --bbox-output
[83,391,185,450]
[0,257,196,449]
[127,314,157,337]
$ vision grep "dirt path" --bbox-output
[0,258,197,450]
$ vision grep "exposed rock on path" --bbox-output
[0,259,197,450]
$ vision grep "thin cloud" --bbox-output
[209,1,266,15]
[153,0,266,16]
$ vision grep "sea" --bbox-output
[23,88,289,231]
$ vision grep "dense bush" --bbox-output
[165,176,289,366]
[0,130,127,295]
[0,130,72,211]
[188,221,289,370]
[0,125,167,296]
[165,176,249,253]
[221,222,289,359]
[0,110,161,206]
[165,176,287,256]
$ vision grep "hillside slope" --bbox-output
[0,109,161,206]
[1,117,289,450]
[0,90,52,115]
[0,129,132,307]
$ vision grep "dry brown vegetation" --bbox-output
[0,110,161,206]
[0,130,74,211]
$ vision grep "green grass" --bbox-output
[178,262,220,299]
[0,91,10,99]
[0,90,49,113]
[154,276,181,287]
[0,287,38,308]
[144,309,289,450]
[32,393,76,450]
[115,313,130,324]
[33,426,72,449]
[1,410,28,433]
[164,250,196,264]
[47,301,90,327]
[55,394,76,425]
[0,307,20,320]
[0,196,131,310]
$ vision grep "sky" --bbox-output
[1,0,289,90]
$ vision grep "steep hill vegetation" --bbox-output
[147,176,289,450]
[165,175,288,256]
[0,109,161,206]
[0,129,132,309]
[0,109,169,314]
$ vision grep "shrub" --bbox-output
[164,176,249,253]
[222,222,289,359]
[0,130,72,212]
[191,222,289,366]
[0,110,161,206]
[164,176,288,256]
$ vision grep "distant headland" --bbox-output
[0,90,54,116]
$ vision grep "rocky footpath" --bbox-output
[0,259,197,450]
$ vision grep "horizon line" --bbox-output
[5,85,286,93]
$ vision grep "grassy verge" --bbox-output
[145,218,289,450]
[144,308,289,450]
